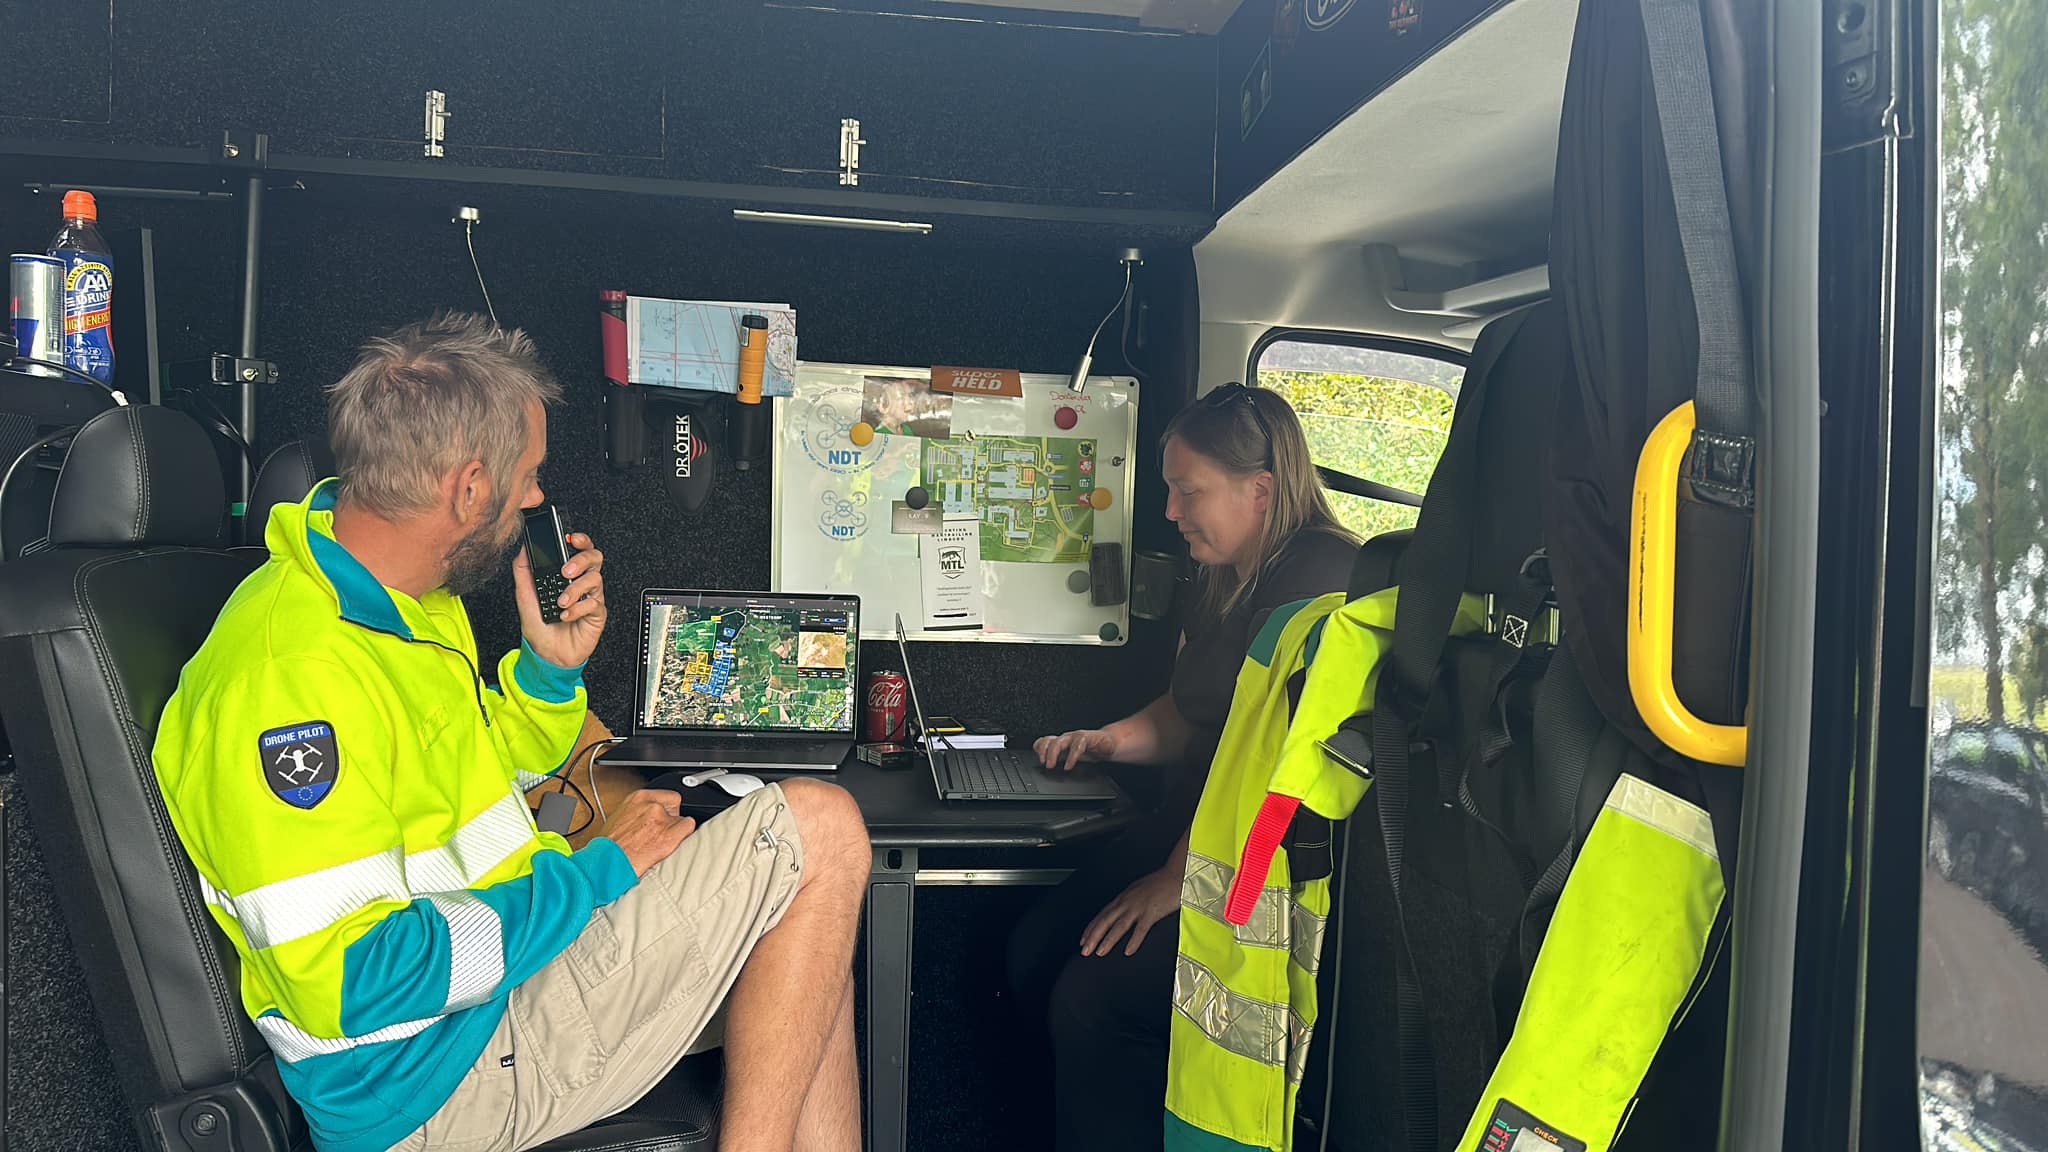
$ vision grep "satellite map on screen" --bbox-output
[642,601,853,732]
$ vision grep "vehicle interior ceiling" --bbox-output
[1194,0,1577,393]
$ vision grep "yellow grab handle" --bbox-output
[1628,401,1748,767]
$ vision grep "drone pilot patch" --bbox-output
[261,721,338,809]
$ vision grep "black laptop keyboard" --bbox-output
[943,748,1039,794]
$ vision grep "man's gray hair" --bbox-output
[325,311,562,518]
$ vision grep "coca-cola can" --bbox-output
[865,670,908,743]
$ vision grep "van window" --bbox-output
[1922,1,2048,1143]
[1255,336,1463,539]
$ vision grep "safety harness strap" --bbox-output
[1641,0,1756,506]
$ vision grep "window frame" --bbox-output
[1245,327,1471,508]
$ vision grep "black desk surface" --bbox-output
[646,757,1137,849]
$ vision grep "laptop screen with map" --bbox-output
[634,591,859,735]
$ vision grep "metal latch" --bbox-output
[424,90,449,158]
[839,118,866,186]
[168,355,278,389]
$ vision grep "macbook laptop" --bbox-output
[894,614,1119,803]
[599,590,859,772]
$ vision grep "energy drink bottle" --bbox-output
[48,190,114,385]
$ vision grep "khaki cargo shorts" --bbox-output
[396,783,805,1151]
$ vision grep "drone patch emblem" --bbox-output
[261,721,338,810]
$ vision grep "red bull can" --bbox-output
[865,670,909,743]
[10,254,63,377]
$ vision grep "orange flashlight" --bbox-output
[737,314,768,404]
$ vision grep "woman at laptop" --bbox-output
[1008,384,1359,1152]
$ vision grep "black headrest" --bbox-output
[47,406,228,549]
[1349,528,1412,599]
[248,436,336,544]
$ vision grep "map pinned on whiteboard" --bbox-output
[922,436,1097,564]
[772,362,1137,644]
[625,296,797,396]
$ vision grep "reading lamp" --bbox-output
[1068,247,1145,393]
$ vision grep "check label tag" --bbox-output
[260,721,338,810]
[1479,1099,1586,1152]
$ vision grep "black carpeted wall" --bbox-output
[0,0,1214,213]
[249,188,1195,741]
[1,4,1215,1148]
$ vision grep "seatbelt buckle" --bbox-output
[1483,595,1558,649]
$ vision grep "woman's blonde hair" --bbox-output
[1164,383,1359,620]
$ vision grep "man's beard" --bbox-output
[443,505,523,598]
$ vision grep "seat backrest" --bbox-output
[245,436,334,549]
[1347,528,1411,600]
[1309,300,1573,1152]
[0,405,267,1113]
[0,368,122,562]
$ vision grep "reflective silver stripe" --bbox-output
[516,769,556,793]
[406,790,536,892]
[1289,896,1327,977]
[1172,954,1314,1083]
[204,848,408,951]
[1606,774,1719,861]
[429,891,505,1014]
[255,1013,439,1063]
[205,790,535,952]
[1182,853,1329,975]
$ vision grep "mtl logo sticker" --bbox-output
[260,721,338,809]
[938,545,967,577]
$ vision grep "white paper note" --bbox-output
[921,512,985,630]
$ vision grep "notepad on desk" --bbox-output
[921,715,1006,749]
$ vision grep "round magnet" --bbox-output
[1099,622,1121,642]
[1066,570,1092,593]
[906,486,929,510]
[1088,488,1113,510]
[850,421,876,447]
[1053,406,1079,430]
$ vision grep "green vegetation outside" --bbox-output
[1259,369,1460,541]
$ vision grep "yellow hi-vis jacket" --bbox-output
[152,479,637,1152]
[1166,584,1726,1152]
[1168,590,1367,1152]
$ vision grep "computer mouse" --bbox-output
[678,769,766,798]
[714,772,766,797]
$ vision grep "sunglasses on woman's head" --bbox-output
[1202,383,1275,469]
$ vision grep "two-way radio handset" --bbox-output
[522,503,579,625]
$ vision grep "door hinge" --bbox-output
[1823,0,1910,151]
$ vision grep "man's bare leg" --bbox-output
[719,779,870,1152]
[792,981,862,1151]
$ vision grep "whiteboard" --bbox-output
[770,362,1140,644]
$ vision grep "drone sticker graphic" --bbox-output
[800,386,887,476]
[819,488,870,542]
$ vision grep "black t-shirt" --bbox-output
[1165,527,1358,815]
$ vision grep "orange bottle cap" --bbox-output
[62,190,98,222]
